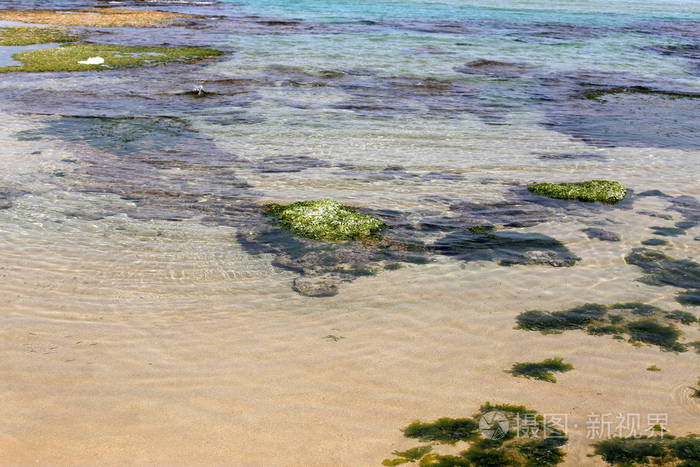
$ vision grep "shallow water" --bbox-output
[0,42,60,67]
[0,0,699,465]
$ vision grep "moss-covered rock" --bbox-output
[265,199,386,241]
[0,26,81,46]
[0,43,222,73]
[0,8,194,28]
[507,357,574,383]
[528,180,626,204]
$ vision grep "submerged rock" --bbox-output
[528,180,626,204]
[292,275,340,297]
[454,59,529,77]
[625,248,700,290]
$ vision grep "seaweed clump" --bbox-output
[515,302,694,352]
[0,43,223,73]
[507,357,573,383]
[0,26,81,46]
[382,403,568,466]
[593,434,700,466]
[265,199,386,241]
[528,180,626,204]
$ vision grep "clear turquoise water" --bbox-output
[230,0,700,24]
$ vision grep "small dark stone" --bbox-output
[637,190,669,197]
[637,210,673,220]
[675,221,698,229]
[641,238,668,246]
[650,226,685,237]
[582,227,621,242]
[292,276,339,297]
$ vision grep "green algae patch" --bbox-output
[691,379,700,399]
[516,302,691,352]
[593,434,700,466]
[403,418,480,444]
[528,180,626,204]
[382,446,433,465]
[265,199,386,241]
[626,319,685,352]
[0,26,82,46]
[0,43,223,73]
[507,357,573,383]
[388,403,568,466]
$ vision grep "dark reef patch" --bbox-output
[537,73,700,150]
[625,248,700,290]
[334,165,464,184]
[643,43,700,76]
[650,226,685,237]
[434,230,580,267]
[237,227,430,297]
[332,76,516,123]
[253,155,331,174]
[678,290,700,307]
